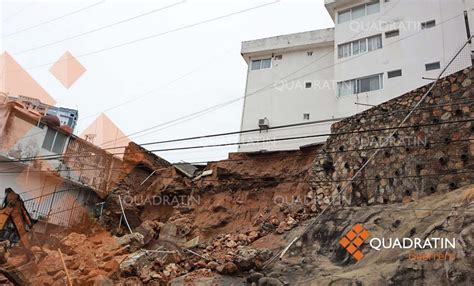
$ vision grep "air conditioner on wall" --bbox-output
[258,118,269,129]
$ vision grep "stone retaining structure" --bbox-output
[310,67,474,209]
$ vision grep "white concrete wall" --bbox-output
[238,0,473,152]
[239,44,337,152]
[332,0,472,118]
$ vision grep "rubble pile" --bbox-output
[6,226,126,285]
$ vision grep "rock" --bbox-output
[100,259,119,273]
[135,220,157,245]
[246,272,264,283]
[278,276,290,285]
[258,277,284,286]
[207,261,219,270]
[114,232,145,248]
[119,249,147,274]
[217,261,238,274]
[61,232,87,248]
[226,240,237,248]
[234,247,273,270]
[462,78,471,87]
[170,272,245,286]
[87,275,114,286]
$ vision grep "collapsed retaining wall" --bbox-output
[311,67,474,209]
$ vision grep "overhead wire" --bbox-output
[12,0,187,55]
[1,0,106,38]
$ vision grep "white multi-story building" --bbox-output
[238,0,474,152]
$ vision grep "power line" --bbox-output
[1,2,36,23]
[2,2,470,167]
[3,116,472,164]
[91,0,402,145]
[4,0,279,73]
[12,0,186,54]
[17,94,474,161]
[87,5,466,148]
[1,135,472,176]
[1,0,106,38]
[0,0,437,151]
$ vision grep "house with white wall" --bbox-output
[0,93,122,228]
[238,0,474,152]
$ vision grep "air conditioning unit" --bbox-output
[258,118,269,129]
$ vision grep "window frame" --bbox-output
[337,73,383,96]
[250,58,272,70]
[42,127,68,154]
[337,34,382,59]
[425,61,441,71]
[387,69,402,78]
[337,1,380,24]
[421,19,436,30]
[385,29,399,38]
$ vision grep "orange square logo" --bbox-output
[339,224,370,262]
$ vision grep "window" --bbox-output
[425,62,441,71]
[52,132,67,153]
[303,113,310,120]
[338,42,351,58]
[421,20,436,29]
[387,69,402,78]
[367,1,380,15]
[42,128,68,153]
[251,58,272,70]
[337,34,381,58]
[351,5,365,20]
[261,58,271,69]
[338,10,351,23]
[385,29,399,38]
[368,35,382,51]
[42,128,55,151]
[251,60,260,70]
[307,51,313,56]
[337,1,380,23]
[337,74,383,96]
[305,82,312,88]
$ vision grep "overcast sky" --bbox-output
[0,0,334,163]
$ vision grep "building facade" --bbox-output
[7,95,78,131]
[0,95,121,228]
[238,0,474,152]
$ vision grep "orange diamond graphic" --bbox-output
[346,243,357,254]
[353,224,364,233]
[49,51,86,89]
[353,250,363,261]
[353,237,364,247]
[339,237,350,248]
[0,52,55,105]
[359,230,370,240]
[80,113,130,159]
[346,230,356,240]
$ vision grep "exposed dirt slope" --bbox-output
[262,185,474,285]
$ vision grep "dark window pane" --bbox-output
[425,62,441,71]
[388,69,402,78]
[385,29,399,38]
[251,60,261,70]
[42,128,55,151]
[52,132,67,154]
